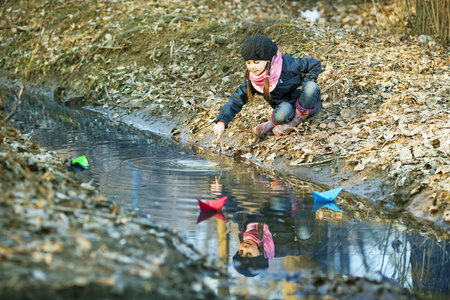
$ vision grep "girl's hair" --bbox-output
[245,61,272,102]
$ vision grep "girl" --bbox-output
[213,35,322,139]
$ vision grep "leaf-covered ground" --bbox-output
[1,0,449,254]
[0,104,224,299]
[1,0,449,298]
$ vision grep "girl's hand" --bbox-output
[211,176,222,195]
[213,122,225,141]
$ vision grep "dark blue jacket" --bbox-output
[216,55,322,127]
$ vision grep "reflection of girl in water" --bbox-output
[233,221,274,277]
[251,172,316,240]
[208,174,317,277]
[233,211,315,277]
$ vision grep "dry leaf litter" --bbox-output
[0,114,223,298]
[0,0,449,298]
[1,0,449,240]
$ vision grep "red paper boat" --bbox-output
[196,211,226,224]
[197,196,228,211]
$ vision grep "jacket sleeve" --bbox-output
[215,80,251,127]
[292,56,322,83]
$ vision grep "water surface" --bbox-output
[11,96,450,299]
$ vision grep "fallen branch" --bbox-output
[193,104,209,111]
[322,79,342,93]
[185,94,209,99]
[97,44,130,50]
[4,27,45,122]
[0,0,9,20]
[290,157,334,167]
[104,86,112,101]
[169,16,195,26]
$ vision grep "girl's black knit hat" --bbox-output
[232,252,269,277]
[240,35,278,61]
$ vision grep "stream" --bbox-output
[10,94,450,299]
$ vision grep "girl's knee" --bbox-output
[273,102,295,124]
[299,82,321,110]
[302,81,320,97]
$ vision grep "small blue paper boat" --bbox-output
[312,187,342,212]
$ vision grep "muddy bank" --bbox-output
[0,100,225,298]
[1,0,448,231]
[0,0,449,297]
[0,88,422,300]
[65,100,446,241]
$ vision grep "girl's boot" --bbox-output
[252,120,275,136]
[272,103,315,137]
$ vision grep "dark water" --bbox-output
[10,95,450,299]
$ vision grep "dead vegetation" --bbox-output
[0,0,449,231]
[0,109,224,299]
[0,1,449,298]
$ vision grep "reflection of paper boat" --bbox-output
[312,187,342,212]
[197,196,227,211]
[196,211,226,224]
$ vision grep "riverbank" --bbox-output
[2,0,447,230]
[0,103,227,299]
[1,87,422,300]
[2,86,427,300]
[0,0,449,298]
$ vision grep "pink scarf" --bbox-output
[249,51,283,94]
[243,222,275,260]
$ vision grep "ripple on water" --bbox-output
[124,156,220,173]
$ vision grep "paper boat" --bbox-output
[196,211,226,224]
[71,155,89,172]
[197,196,228,211]
[312,187,342,212]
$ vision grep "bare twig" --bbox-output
[219,139,224,154]
[4,27,45,122]
[97,45,130,50]
[104,86,112,102]
[322,79,342,93]
[290,158,334,167]
[185,94,209,99]
[0,0,9,19]
[168,16,195,26]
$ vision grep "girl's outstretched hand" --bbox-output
[213,121,225,141]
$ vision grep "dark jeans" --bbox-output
[292,190,316,240]
[272,81,322,124]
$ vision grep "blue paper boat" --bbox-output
[312,187,342,212]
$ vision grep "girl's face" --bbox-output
[246,60,268,76]
[238,239,261,257]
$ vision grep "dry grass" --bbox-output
[378,0,450,45]
[414,0,449,44]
